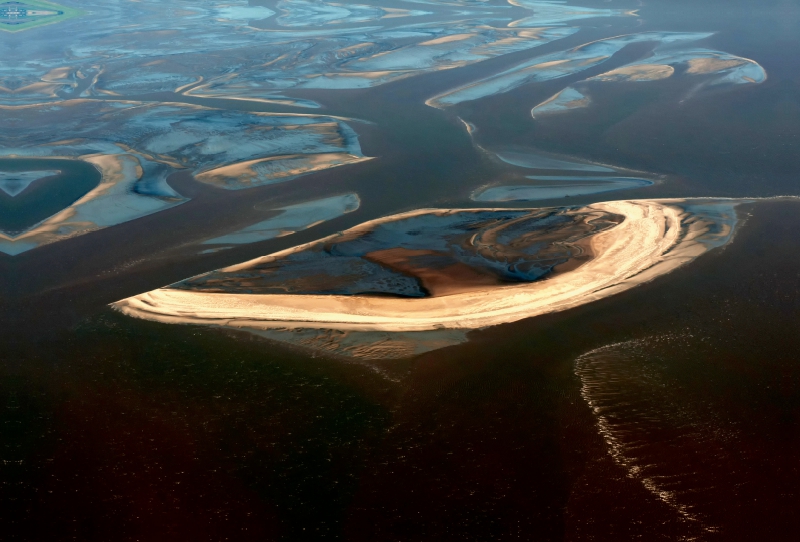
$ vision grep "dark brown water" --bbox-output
[3,0,800,540]
[4,200,800,541]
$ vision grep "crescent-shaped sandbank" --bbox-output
[112,199,744,335]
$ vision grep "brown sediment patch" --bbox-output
[363,247,504,297]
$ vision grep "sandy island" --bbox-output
[112,199,738,333]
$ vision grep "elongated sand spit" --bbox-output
[112,200,730,332]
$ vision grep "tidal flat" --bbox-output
[2,0,800,540]
[113,199,744,352]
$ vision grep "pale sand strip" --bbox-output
[111,200,731,332]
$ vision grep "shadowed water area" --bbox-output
[0,159,101,233]
[1,0,800,540]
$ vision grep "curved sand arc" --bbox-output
[112,200,736,332]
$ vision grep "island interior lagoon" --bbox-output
[1,0,799,539]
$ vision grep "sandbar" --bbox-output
[113,199,743,334]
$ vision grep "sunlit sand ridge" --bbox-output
[427,32,766,109]
[113,199,743,334]
[531,48,767,117]
[0,154,185,255]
